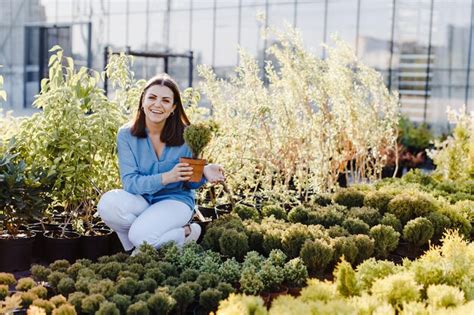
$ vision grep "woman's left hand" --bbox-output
[203,164,225,184]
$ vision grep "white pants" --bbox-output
[97,189,193,251]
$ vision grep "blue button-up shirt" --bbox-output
[116,124,206,211]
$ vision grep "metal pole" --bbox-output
[237,0,242,65]
[189,0,193,50]
[388,0,397,90]
[87,21,92,69]
[293,0,298,28]
[465,0,474,110]
[189,51,194,87]
[104,46,109,95]
[322,0,328,59]
[355,0,361,56]
[212,0,217,68]
[423,0,434,122]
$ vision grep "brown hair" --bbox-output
[131,73,190,146]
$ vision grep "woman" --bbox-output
[98,74,225,255]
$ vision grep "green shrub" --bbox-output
[52,303,77,315]
[66,263,84,281]
[156,261,178,277]
[147,291,176,315]
[137,279,157,294]
[262,204,287,220]
[403,217,434,247]
[440,206,472,238]
[32,298,55,314]
[216,282,235,300]
[334,189,365,208]
[143,268,165,285]
[262,232,283,255]
[98,262,122,281]
[127,263,146,279]
[334,259,358,297]
[349,207,381,227]
[268,249,287,267]
[75,277,94,294]
[133,292,152,303]
[311,193,333,207]
[283,258,308,288]
[352,234,375,264]
[380,213,402,232]
[363,191,393,214]
[426,284,465,308]
[332,237,358,265]
[196,272,220,289]
[31,265,51,282]
[387,193,437,224]
[15,277,36,291]
[218,258,241,285]
[288,205,309,224]
[110,294,132,314]
[327,225,350,237]
[50,260,70,273]
[28,285,48,299]
[126,301,150,315]
[50,295,67,307]
[282,224,313,258]
[300,239,334,274]
[240,266,264,295]
[116,277,138,296]
[0,272,16,285]
[371,272,421,306]
[342,218,370,234]
[199,253,221,274]
[57,277,76,297]
[199,288,222,313]
[369,224,400,258]
[77,268,95,279]
[172,283,194,315]
[355,258,397,291]
[47,271,68,289]
[242,251,265,270]
[215,294,266,314]
[233,204,259,221]
[0,284,8,300]
[184,281,202,300]
[299,279,337,302]
[258,260,284,292]
[245,226,264,252]
[88,279,117,298]
[179,269,199,283]
[67,292,86,313]
[81,293,106,314]
[183,122,213,159]
[95,301,119,315]
[219,229,249,261]
[201,227,224,252]
[427,211,452,238]
[19,291,37,308]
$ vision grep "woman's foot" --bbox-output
[184,223,201,244]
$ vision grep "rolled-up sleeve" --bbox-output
[117,129,165,194]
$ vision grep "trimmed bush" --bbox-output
[31,265,51,282]
[426,284,465,308]
[334,189,365,208]
[369,224,400,258]
[143,268,165,285]
[57,277,76,297]
[352,234,375,264]
[233,204,259,221]
[199,288,222,313]
[216,282,235,299]
[16,277,36,291]
[126,301,150,315]
[334,259,358,297]
[201,227,224,252]
[380,213,402,232]
[98,262,122,281]
[332,237,358,265]
[95,301,120,315]
[387,193,437,224]
[50,260,70,273]
[342,218,370,235]
[300,239,334,274]
[262,232,283,255]
[32,298,55,314]
[67,292,86,313]
[427,211,452,238]
[349,207,381,227]
[258,260,284,292]
[47,271,68,289]
[28,286,48,299]
[240,266,264,295]
[364,191,393,214]
[218,258,241,285]
[371,272,421,306]
[110,294,132,314]
[282,224,313,258]
[172,283,194,315]
[288,205,309,224]
[355,258,397,291]
[327,225,350,238]
[52,303,77,315]
[284,258,308,288]
[196,272,220,289]
[0,284,8,300]
[81,293,106,314]
[0,272,16,285]
[147,292,176,315]
[116,277,139,296]
[262,204,287,220]
[19,291,37,308]
[50,295,67,307]
[219,229,249,261]
[402,217,434,247]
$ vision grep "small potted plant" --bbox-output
[181,122,213,182]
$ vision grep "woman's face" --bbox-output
[142,84,176,125]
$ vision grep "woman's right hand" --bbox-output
[162,163,193,185]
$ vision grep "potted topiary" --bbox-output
[180,122,213,182]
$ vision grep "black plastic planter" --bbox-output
[109,231,125,255]
[81,228,112,261]
[0,231,35,272]
[43,230,80,263]
[198,206,218,220]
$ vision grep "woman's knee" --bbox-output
[97,189,140,223]
[128,223,150,247]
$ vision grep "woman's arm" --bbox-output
[117,129,165,195]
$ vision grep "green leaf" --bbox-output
[0,90,7,101]
[49,45,63,52]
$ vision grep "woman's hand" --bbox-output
[162,163,193,185]
[203,164,225,184]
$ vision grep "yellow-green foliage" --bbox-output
[427,284,465,308]
[16,277,36,291]
[215,293,267,315]
[371,272,422,307]
[0,272,16,285]
[183,123,213,159]
[334,259,358,297]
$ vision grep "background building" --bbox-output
[0,0,473,132]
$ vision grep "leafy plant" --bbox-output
[281,224,312,258]
[371,272,421,307]
[387,192,437,224]
[96,301,120,315]
[342,218,370,235]
[402,217,434,247]
[284,258,308,288]
[334,189,365,208]
[218,229,249,261]
[287,205,309,224]
[369,224,400,258]
[126,301,149,315]
[147,291,176,315]
[183,123,213,159]
[334,259,358,297]
[233,204,260,221]
[300,239,334,274]
[199,288,222,313]
[240,266,264,295]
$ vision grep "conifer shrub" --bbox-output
[66,263,84,281]
[137,279,157,294]
[183,123,213,159]
[126,301,149,315]
[57,277,76,297]
[0,285,8,300]
[349,206,381,227]
[332,236,358,265]
[67,292,86,313]
[52,303,77,315]
[300,239,334,274]
[258,260,285,292]
[427,211,452,238]
[387,193,437,224]
[196,272,220,289]
[284,258,308,288]
[19,291,37,308]
[334,259,358,297]
[147,291,176,315]
[172,283,194,315]
[342,217,370,235]
[201,226,224,252]
[216,282,235,300]
[233,204,260,221]
[179,269,199,283]
[28,286,48,299]
[288,205,309,224]
[31,265,51,282]
[282,224,313,258]
[81,293,106,314]
[116,277,139,296]
[262,204,287,220]
[334,189,365,208]
[426,284,465,308]
[380,213,402,233]
[218,258,241,285]
[355,258,397,291]
[32,298,55,314]
[143,268,165,285]
[363,191,393,214]
[402,217,434,247]
[50,295,67,307]
[352,234,375,264]
[371,272,422,307]
[95,301,120,315]
[199,288,222,313]
[88,279,117,298]
[0,272,16,285]
[239,266,264,295]
[47,271,68,289]
[262,232,283,255]
[219,229,249,261]
[369,224,400,258]
[214,294,266,314]
[16,277,36,291]
[50,260,70,273]
[327,225,350,237]
[98,262,122,281]
[110,294,132,314]
[156,261,178,277]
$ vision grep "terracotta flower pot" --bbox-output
[180,157,206,182]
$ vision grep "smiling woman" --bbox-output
[97,73,225,256]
